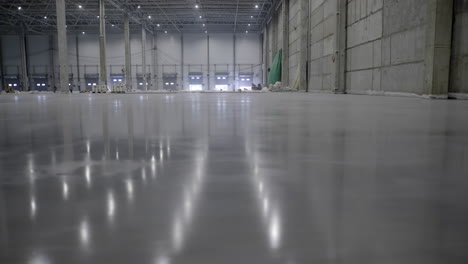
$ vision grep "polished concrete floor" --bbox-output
[0,93,467,264]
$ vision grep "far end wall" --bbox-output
[0,32,263,91]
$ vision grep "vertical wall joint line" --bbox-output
[281,0,290,87]
[335,0,348,94]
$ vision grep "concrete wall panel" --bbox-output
[450,0,468,94]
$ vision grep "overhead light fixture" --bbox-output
[18,6,22,10]
[246,31,249,34]
[82,31,85,35]
[248,24,251,26]
[255,5,259,8]
[157,24,160,27]
[78,5,82,9]
[137,5,141,9]
[199,16,202,19]
[112,24,114,27]
[148,15,152,19]
[251,16,254,18]
[202,23,205,27]
[44,16,47,19]
[164,31,167,34]
[205,31,208,34]
[195,5,199,8]
[97,15,99,18]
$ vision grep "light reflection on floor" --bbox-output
[0,93,467,264]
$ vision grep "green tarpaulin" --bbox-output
[268,49,282,85]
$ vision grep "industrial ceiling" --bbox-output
[0,0,278,34]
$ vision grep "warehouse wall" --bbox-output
[345,0,383,94]
[288,0,300,82]
[1,35,21,75]
[269,0,460,97]
[264,2,285,78]
[381,0,428,95]
[450,0,468,95]
[0,32,262,91]
[309,0,338,92]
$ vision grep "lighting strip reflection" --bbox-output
[169,153,206,253]
[153,144,207,263]
[251,158,283,251]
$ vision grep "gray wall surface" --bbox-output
[450,0,468,94]
[0,32,262,91]
[346,0,383,94]
[347,0,428,95]
[273,0,461,96]
[289,0,300,82]
[309,0,338,92]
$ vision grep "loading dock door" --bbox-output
[32,75,49,91]
[188,72,203,91]
[85,74,99,91]
[163,73,178,90]
[137,73,151,90]
[5,75,20,91]
[215,73,229,91]
[239,73,254,90]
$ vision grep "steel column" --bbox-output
[142,26,147,91]
[99,0,108,86]
[124,14,132,91]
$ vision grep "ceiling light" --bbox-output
[164,31,167,34]
[199,16,202,19]
[44,16,47,19]
[157,24,160,27]
[246,31,249,33]
[112,24,114,27]
[82,31,85,34]
[195,5,199,8]
[251,16,254,18]
[248,24,251,26]
[18,6,22,10]
[97,15,99,18]
[202,23,205,27]
[148,15,152,19]
[137,5,141,9]
[78,5,82,9]
[205,31,208,34]
[255,5,259,8]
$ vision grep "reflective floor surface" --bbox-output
[0,93,468,264]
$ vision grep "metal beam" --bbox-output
[152,32,157,90]
[76,34,81,91]
[49,34,56,92]
[181,34,184,90]
[207,34,210,90]
[0,36,4,91]
[142,25,147,91]
[99,0,108,86]
[233,34,236,91]
[124,14,132,91]
[19,27,29,92]
[56,0,68,93]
